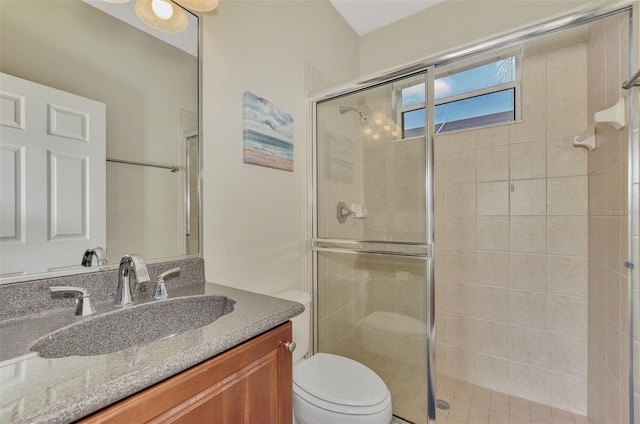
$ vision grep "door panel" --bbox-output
[0,72,106,276]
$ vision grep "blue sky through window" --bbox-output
[400,57,516,133]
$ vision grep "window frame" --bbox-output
[392,48,522,139]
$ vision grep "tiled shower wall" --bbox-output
[434,41,590,414]
[586,14,631,424]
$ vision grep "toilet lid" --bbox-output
[293,353,389,410]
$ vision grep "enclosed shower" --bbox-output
[310,4,639,424]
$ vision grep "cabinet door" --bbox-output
[80,322,293,424]
[163,349,280,423]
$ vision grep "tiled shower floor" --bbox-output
[353,352,590,424]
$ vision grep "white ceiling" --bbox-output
[330,0,446,36]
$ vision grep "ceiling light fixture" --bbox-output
[135,0,188,33]
[173,0,219,13]
[105,0,218,33]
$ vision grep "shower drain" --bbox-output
[435,399,451,410]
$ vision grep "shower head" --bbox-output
[339,106,368,123]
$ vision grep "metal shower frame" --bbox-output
[308,1,639,422]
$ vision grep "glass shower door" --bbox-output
[313,72,434,424]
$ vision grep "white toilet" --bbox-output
[277,290,393,424]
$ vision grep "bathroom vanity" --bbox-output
[79,322,292,423]
[0,259,303,424]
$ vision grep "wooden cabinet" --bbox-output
[79,322,293,424]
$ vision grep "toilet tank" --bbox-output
[275,289,311,363]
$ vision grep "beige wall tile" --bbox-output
[510,253,547,292]
[511,140,546,180]
[547,137,588,177]
[510,101,547,143]
[510,216,547,254]
[447,183,476,216]
[510,326,548,367]
[474,285,509,322]
[477,145,509,182]
[548,216,588,256]
[475,251,509,287]
[605,267,621,327]
[548,333,588,377]
[446,250,477,283]
[547,53,587,99]
[522,63,547,104]
[447,148,477,184]
[395,186,420,216]
[446,281,475,315]
[547,176,588,215]
[511,178,546,215]
[511,363,549,404]
[445,130,476,153]
[548,294,588,338]
[522,51,546,68]
[510,289,547,329]
[446,216,476,250]
[446,313,475,350]
[547,42,587,62]
[477,217,509,251]
[548,255,588,297]
[446,346,475,383]
[474,320,510,358]
[474,354,511,394]
[547,94,588,139]
[548,372,587,415]
[475,124,509,148]
[477,181,509,216]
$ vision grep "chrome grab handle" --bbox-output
[50,286,96,316]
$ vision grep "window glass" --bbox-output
[436,57,516,100]
[403,108,426,138]
[435,88,514,124]
[402,83,425,107]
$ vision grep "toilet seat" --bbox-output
[293,353,391,415]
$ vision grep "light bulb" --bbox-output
[383,125,391,131]
[151,0,174,20]
[363,128,372,135]
[372,134,380,140]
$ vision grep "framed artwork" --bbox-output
[243,91,294,172]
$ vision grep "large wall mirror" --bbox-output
[0,0,200,283]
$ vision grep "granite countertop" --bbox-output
[0,282,304,424]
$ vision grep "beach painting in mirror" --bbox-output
[243,91,294,172]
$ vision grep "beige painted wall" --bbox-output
[200,0,359,294]
[359,0,587,75]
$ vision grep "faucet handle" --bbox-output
[154,267,180,300]
[50,286,96,316]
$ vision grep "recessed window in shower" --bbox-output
[395,53,521,139]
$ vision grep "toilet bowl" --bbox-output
[276,290,392,424]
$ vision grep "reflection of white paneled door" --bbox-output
[0,72,106,276]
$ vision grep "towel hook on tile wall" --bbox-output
[573,97,627,151]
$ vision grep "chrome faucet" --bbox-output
[81,247,108,267]
[115,254,150,307]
